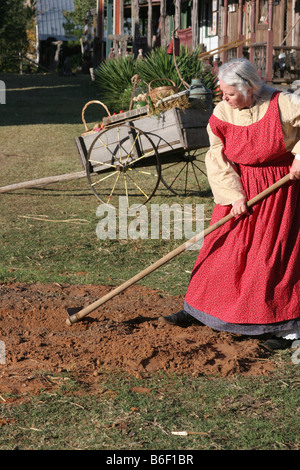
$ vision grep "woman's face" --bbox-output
[220,80,251,109]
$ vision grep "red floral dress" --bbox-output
[184,92,300,332]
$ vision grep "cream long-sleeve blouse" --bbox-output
[205,86,300,205]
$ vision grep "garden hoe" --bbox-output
[66,173,291,326]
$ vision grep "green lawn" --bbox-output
[0,72,214,294]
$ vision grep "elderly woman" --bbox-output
[162,58,300,350]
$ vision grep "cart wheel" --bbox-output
[86,123,161,207]
[160,149,207,197]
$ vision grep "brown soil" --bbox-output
[0,282,274,400]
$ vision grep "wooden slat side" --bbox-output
[181,128,210,149]
[176,108,212,129]
[102,106,149,125]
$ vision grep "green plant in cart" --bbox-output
[94,46,220,112]
[136,46,202,88]
[94,56,137,112]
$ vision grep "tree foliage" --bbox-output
[0,0,36,71]
[63,0,96,40]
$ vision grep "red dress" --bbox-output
[184,92,300,329]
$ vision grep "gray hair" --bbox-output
[218,58,264,100]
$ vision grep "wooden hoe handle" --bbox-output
[66,174,291,326]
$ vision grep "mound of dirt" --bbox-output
[0,282,274,399]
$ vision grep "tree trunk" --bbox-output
[147,0,153,50]
[192,0,199,50]
[160,0,167,48]
[132,0,140,56]
[174,0,181,32]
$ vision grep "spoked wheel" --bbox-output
[160,149,207,197]
[86,123,161,207]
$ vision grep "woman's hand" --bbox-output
[290,157,300,180]
[231,197,248,217]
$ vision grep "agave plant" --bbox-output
[137,46,200,87]
[136,47,180,88]
[94,46,219,112]
[94,55,138,112]
[138,46,220,95]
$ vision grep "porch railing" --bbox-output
[200,40,300,82]
[198,38,250,62]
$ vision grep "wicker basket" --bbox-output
[148,79,178,104]
[81,100,111,136]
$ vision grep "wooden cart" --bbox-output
[75,101,212,207]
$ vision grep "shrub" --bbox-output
[94,46,219,113]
